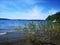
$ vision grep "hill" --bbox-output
[46,12,60,22]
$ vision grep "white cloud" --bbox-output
[0,6,45,20]
[0,8,60,20]
[43,9,60,19]
[0,0,60,20]
[48,9,59,15]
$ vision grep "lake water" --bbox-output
[0,20,46,42]
[0,30,17,33]
[0,32,25,42]
[0,20,46,29]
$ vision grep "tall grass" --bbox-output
[15,21,60,45]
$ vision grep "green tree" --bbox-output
[46,12,60,21]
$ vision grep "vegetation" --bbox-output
[1,21,56,45]
[46,12,60,21]
[22,21,57,45]
[0,14,60,45]
[14,26,22,30]
[45,12,60,45]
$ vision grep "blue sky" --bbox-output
[0,0,60,20]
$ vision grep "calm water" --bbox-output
[0,20,46,42]
[0,32,25,42]
[0,20,46,29]
[0,30,17,33]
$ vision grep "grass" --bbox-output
[0,22,59,45]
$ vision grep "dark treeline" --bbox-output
[46,12,60,21]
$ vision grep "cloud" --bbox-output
[0,0,46,8]
[0,5,60,20]
[0,0,60,20]
[0,6,44,19]
[43,8,60,19]
[48,9,60,15]
[0,0,46,12]
[0,0,46,19]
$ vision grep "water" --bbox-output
[0,20,46,42]
[0,30,17,33]
[0,32,25,42]
[0,20,46,29]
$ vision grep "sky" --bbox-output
[0,0,60,20]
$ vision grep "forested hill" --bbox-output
[46,12,60,21]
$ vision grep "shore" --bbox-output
[0,32,56,45]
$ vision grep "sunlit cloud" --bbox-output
[0,6,44,19]
[0,0,60,20]
[48,9,60,15]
